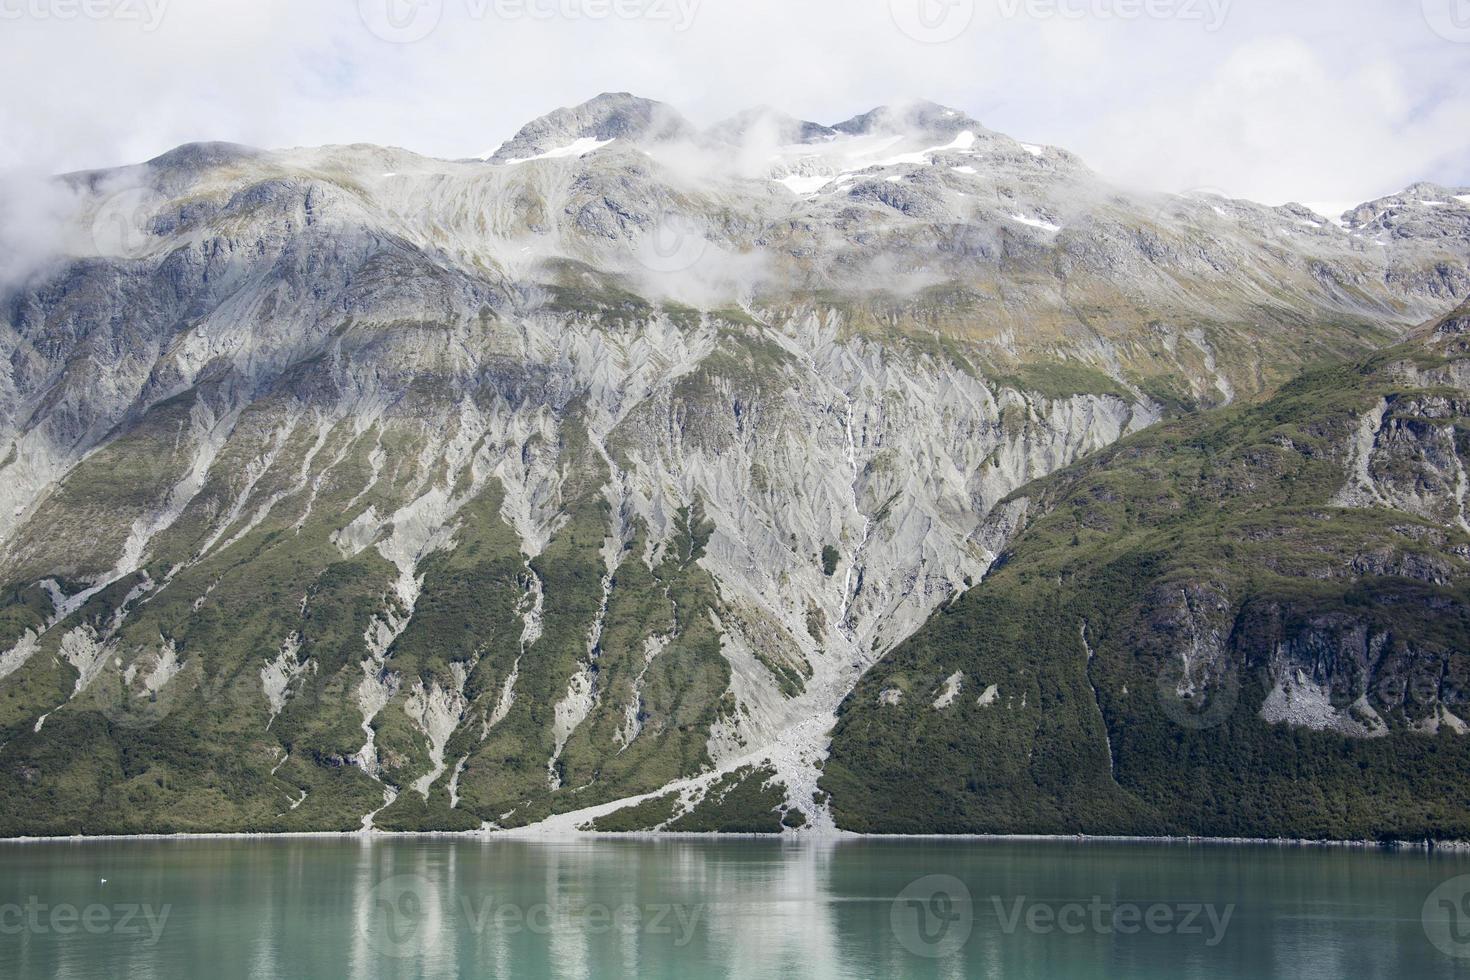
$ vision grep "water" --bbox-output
[2,837,1469,978]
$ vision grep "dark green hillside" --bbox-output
[825,304,1470,839]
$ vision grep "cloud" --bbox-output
[1083,35,1470,204]
[0,0,1464,208]
[0,171,82,290]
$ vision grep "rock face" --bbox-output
[824,300,1470,840]
[0,95,1468,837]
[831,100,988,139]
[487,92,697,163]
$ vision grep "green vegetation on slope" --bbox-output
[825,323,1470,840]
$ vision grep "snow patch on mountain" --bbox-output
[504,137,615,165]
[1010,213,1062,233]
[777,173,836,195]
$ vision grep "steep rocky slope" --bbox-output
[823,299,1470,839]
[0,95,1467,835]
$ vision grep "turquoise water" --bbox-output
[2,837,1470,978]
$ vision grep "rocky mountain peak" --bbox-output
[1343,181,1470,240]
[144,141,264,173]
[487,92,695,164]
[831,101,986,140]
[1421,293,1470,351]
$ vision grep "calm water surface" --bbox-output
[2,837,1470,978]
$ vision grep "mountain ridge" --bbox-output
[822,298,1470,839]
[0,94,1467,837]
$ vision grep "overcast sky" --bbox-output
[1,0,1466,207]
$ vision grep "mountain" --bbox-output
[0,95,1467,836]
[830,100,988,139]
[486,92,696,163]
[822,298,1470,839]
[704,107,837,147]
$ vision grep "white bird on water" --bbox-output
[99,878,107,885]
